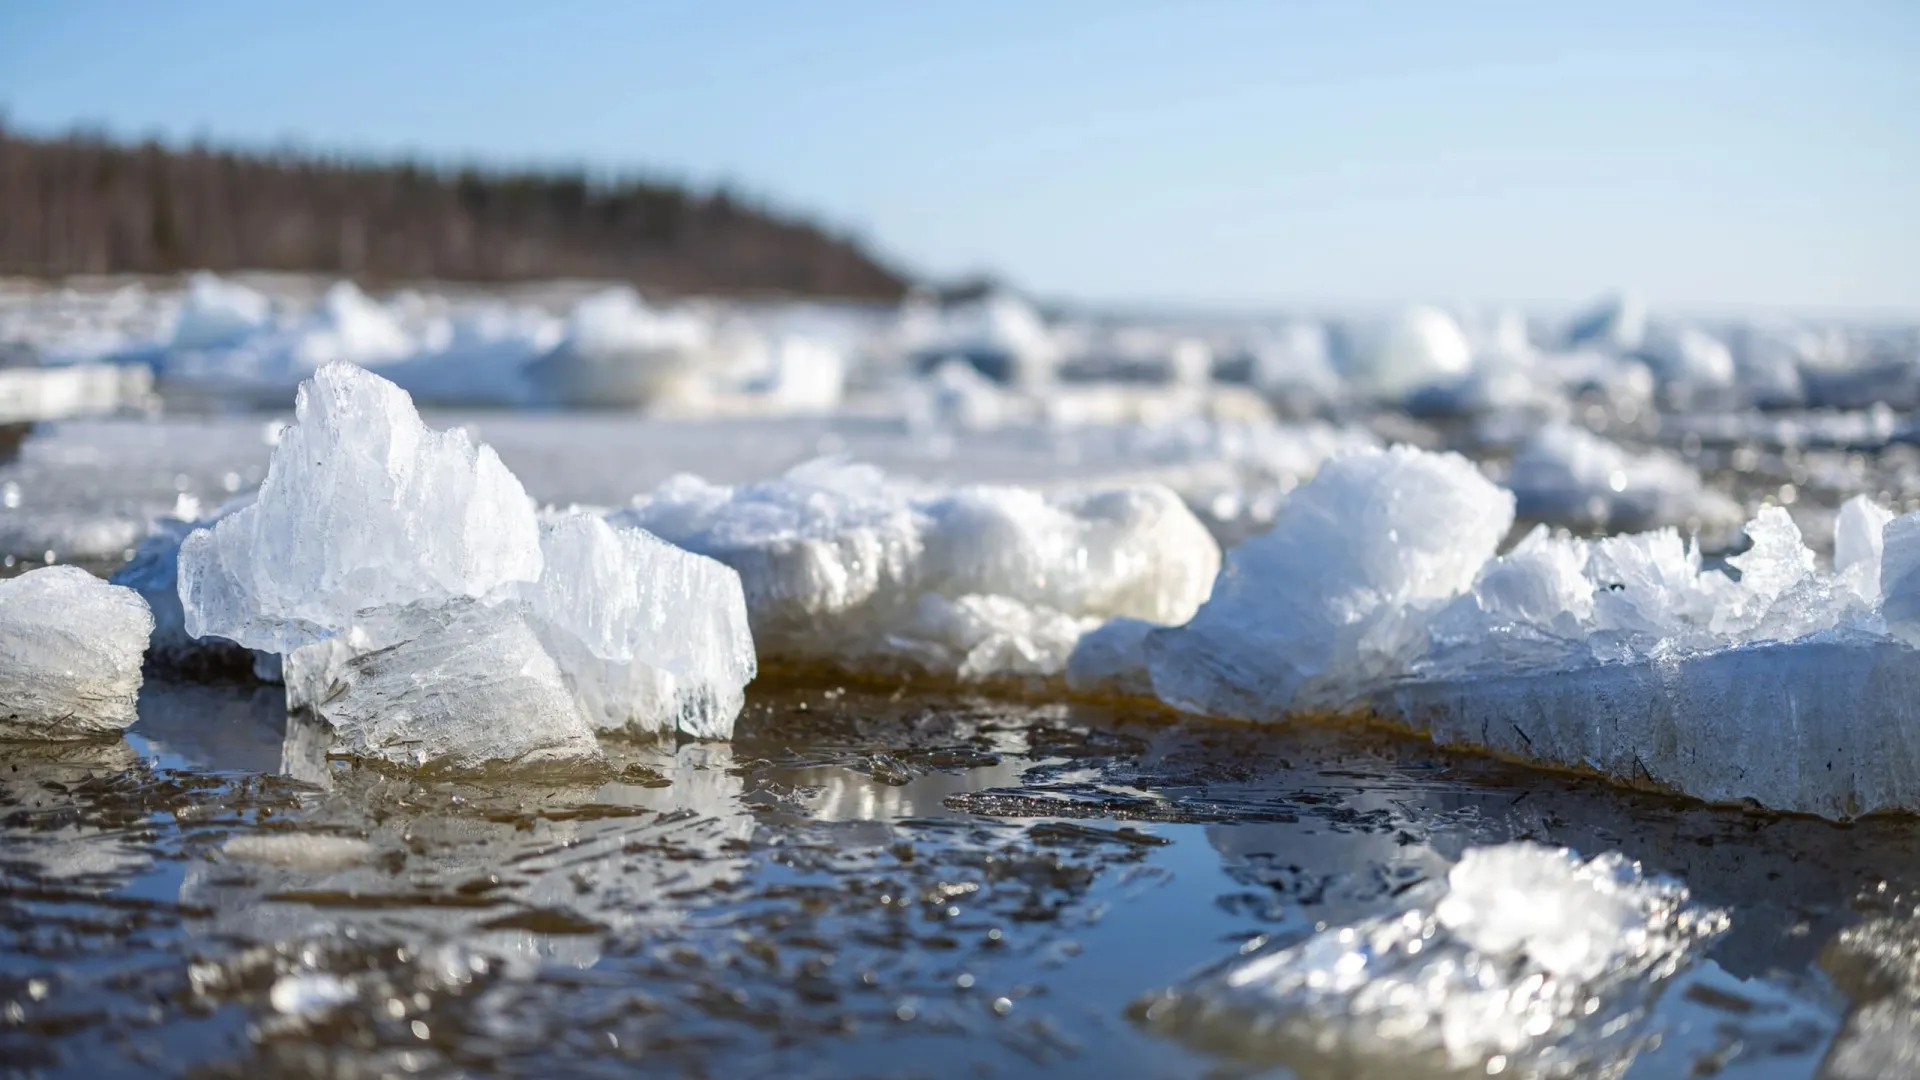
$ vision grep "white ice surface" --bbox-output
[615,458,1221,681]
[0,565,152,738]
[1135,445,1515,718]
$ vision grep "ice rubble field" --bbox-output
[9,277,1920,1077]
[2,275,1920,813]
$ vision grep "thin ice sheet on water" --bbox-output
[1135,843,1726,1080]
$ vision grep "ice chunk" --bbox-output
[169,272,272,350]
[176,363,754,766]
[284,599,602,774]
[1564,291,1648,352]
[615,459,1219,680]
[526,288,716,409]
[1393,636,1920,818]
[1141,446,1513,718]
[1836,494,1895,589]
[1878,512,1920,645]
[1135,843,1724,1079]
[0,566,152,738]
[1640,326,1736,389]
[180,361,543,654]
[520,513,755,738]
[1340,306,1473,398]
[1505,422,1741,534]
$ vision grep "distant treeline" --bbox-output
[0,126,910,299]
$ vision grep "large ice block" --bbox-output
[0,566,153,738]
[180,361,542,655]
[1139,445,1514,718]
[176,363,758,770]
[614,458,1220,680]
[1135,843,1725,1079]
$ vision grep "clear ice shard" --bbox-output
[1138,445,1514,718]
[176,362,758,771]
[614,458,1220,680]
[180,360,543,655]
[521,512,756,738]
[0,566,153,738]
[283,600,602,774]
[1134,842,1726,1080]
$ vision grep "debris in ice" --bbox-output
[223,833,375,871]
[1134,842,1726,1079]
[1504,422,1742,534]
[0,565,152,738]
[1132,445,1513,718]
[177,363,756,770]
[615,458,1220,681]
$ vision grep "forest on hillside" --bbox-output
[0,126,910,299]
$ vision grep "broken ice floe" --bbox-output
[1503,422,1742,536]
[1079,438,1920,816]
[175,362,756,772]
[0,565,152,738]
[1136,445,1515,720]
[614,457,1221,682]
[1135,842,1725,1079]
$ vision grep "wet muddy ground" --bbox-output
[3,676,1912,1078]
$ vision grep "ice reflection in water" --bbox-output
[0,682,1913,1077]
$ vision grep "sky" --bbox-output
[3,0,1916,314]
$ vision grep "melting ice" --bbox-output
[1135,842,1727,1079]
[175,362,756,771]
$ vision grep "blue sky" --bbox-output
[3,0,1915,313]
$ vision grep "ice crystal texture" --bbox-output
[616,458,1220,680]
[1136,843,1726,1079]
[0,566,152,738]
[176,363,755,770]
